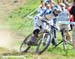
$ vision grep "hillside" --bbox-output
[0,0,39,55]
[0,0,26,54]
[0,0,75,59]
[0,0,26,21]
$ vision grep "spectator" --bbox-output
[69,0,75,49]
[58,3,71,41]
[67,6,74,30]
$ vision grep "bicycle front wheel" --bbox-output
[20,33,32,52]
[36,33,51,54]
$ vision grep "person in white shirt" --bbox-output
[58,3,71,41]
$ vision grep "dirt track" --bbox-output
[0,0,26,20]
[0,0,26,54]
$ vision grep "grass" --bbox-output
[1,0,75,59]
[4,0,40,35]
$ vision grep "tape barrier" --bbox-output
[58,21,75,25]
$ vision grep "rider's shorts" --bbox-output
[34,16,43,30]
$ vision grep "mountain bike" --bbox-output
[19,20,58,54]
[36,20,58,54]
[20,33,32,52]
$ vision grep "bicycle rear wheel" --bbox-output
[20,33,32,52]
[36,33,51,54]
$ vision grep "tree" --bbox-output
[71,0,75,49]
[72,26,75,49]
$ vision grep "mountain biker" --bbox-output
[28,3,61,45]
[27,3,52,45]
[58,3,71,41]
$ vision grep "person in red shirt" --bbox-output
[70,0,75,49]
[67,6,74,30]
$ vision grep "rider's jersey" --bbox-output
[37,6,46,15]
[35,7,52,22]
[34,6,59,29]
[40,8,52,16]
[41,8,59,27]
[33,7,46,29]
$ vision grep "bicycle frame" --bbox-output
[39,20,58,44]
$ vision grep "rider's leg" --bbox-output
[28,15,43,45]
[28,29,40,45]
[33,29,40,37]
[28,16,42,45]
[52,27,57,46]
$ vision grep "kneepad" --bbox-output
[33,29,40,35]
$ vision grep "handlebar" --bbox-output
[41,20,59,30]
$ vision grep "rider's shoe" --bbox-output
[28,36,38,46]
[52,38,57,46]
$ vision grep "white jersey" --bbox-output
[34,7,59,30]
[37,6,46,15]
[41,8,52,19]
[40,8,59,27]
[33,7,46,29]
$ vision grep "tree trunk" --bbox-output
[72,25,75,49]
